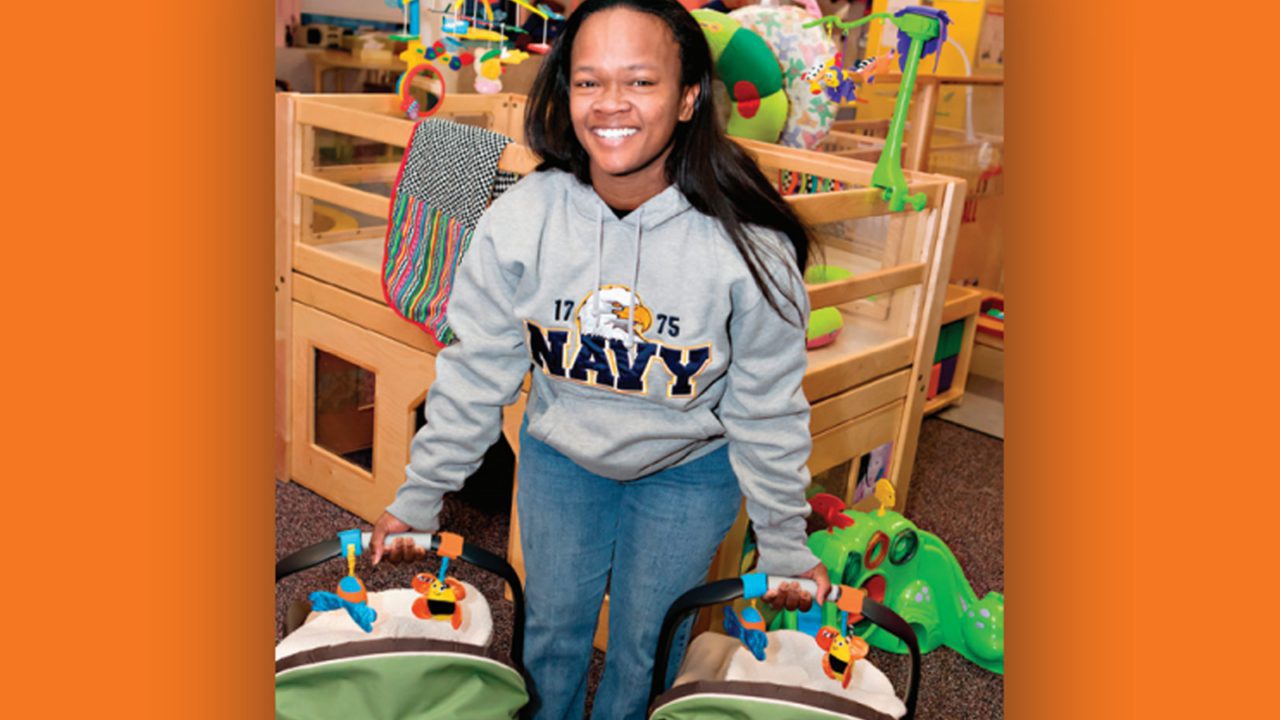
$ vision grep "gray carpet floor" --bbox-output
[275,417,1003,718]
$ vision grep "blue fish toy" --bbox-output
[723,606,769,661]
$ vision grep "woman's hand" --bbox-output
[369,511,427,565]
[762,562,832,613]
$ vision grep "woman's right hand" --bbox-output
[369,511,427,565]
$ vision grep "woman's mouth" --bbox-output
[592,127,638,144]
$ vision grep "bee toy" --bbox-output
[815,625,870,689]
[411,557,467,630]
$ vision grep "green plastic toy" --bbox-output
[774,494,1005,674]
[804,265,851,350]
[804,7,950,212]
[693,9,789,143]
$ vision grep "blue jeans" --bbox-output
[517,425,742,720]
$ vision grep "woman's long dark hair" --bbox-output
[524,0,813,322]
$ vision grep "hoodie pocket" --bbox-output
[526,388,724,481]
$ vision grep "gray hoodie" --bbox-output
[387,169,820,576]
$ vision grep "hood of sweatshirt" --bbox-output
[567,180,695,351]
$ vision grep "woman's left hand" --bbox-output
[762,562,832,613]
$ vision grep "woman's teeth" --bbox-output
[594,127,637,139]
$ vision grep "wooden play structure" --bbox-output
[275,91,966,649]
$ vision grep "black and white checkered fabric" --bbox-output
[491,170,520,202]
[395,119,514,230]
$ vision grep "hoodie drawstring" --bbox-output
[595,205,605,318]
[626,206,643,350]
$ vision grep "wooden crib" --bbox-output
[275,91,965,647]
[825,72,1006,290]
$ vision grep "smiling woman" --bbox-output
[566,9,700,209]
[373,2,834,718]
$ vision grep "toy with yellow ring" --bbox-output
[396,40,450,120]
[691,9,787,144]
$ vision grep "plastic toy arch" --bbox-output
[399,63,446,119]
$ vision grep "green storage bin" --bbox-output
[933,320,965,362]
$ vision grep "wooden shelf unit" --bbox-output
[923,284,983,415]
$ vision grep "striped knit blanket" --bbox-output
[382,119,516,345]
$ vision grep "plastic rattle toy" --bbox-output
[801,54,866,106]
[398,63,445,120]
[411,532,468,629]
[396,40,449,120]
[815,625,870,688]
[722,605,769,661]
[801,51,895,107]
[308,529,378,633]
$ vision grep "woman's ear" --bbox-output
[679,83,700,122]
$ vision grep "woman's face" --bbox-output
[568,8,699,202]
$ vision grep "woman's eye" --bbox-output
[631,79,655,87]
[574,80,598,88]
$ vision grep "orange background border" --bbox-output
[6,1,1279,716]
[1006,2,1279,717]
[6,0,273,716]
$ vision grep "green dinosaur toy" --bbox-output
[774,495,1004,674]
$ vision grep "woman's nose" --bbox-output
[595,82,629,112]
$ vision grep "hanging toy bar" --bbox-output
[804,5,952,212]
